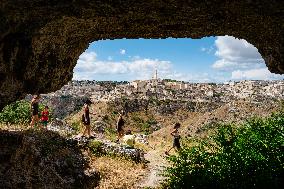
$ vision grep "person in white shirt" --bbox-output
[122,130,136,148]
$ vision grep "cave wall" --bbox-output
[0,0,283,109]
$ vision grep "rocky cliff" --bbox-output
[0,130,99,189]
[108,98,223,115]
[0,0,283,109]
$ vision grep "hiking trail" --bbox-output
[138,149,168,188]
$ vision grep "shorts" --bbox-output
[83,120,90,126]
[32,110,39,116]
[117,126,123,133]
[173,137,181,149]
[41,120,48,127]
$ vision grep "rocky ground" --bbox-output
[0,97,282,189]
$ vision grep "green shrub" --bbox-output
[142,122,151,135]
[70,121,81,133]
[163,112,284,189]
[0,100,35,124]
[104,127,117,141]
[0,100,30,124]
[132,114,144,124]
[146,117,157,125]
[88,140,104,156]
[0,100,49,125]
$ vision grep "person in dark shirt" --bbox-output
[30,95,40,128]
[116,111,125,142]
[82,99,95,138]
[165,122,181,155]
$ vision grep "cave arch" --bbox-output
[0,0,283,109]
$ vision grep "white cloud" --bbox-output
[78,51,97,63]
[73,51,218,82]
[74,43,283,82]
[201,46,214,54]
[120,49,126,55]
[160,71,218,83]
[231,68,283,80]
[212,36,264,71]
[212,59,263,70]
[132,55,140,60]
[211,36,283,81]
[74,52,175,81]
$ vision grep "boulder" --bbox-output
[92,121,107,134]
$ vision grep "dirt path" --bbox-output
[138,149,168,188]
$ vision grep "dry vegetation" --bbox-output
[0,123,28,131]
[91,156,148,189]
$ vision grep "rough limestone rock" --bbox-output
[93,121,107,134]
[0,0,283,109]
[74,137,146,163]
[0,130,100,189]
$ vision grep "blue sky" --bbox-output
[73,36,283,82]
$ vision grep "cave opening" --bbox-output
[0,1,283,187]
[74,36,282,83]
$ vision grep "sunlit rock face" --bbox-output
[0,0,283,109]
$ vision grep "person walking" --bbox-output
[40,105,49,129]
[116,111,125,143]
[165,122,181,155]
[82,99,95,138]
[30,95,40,129]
